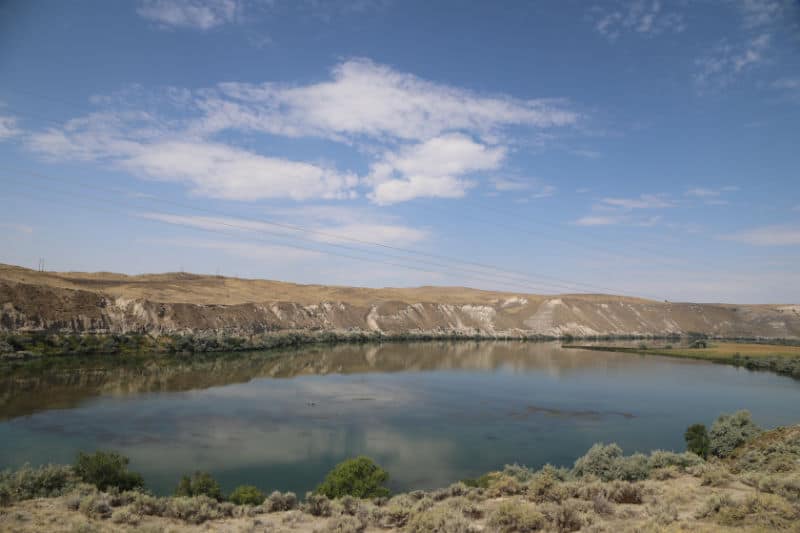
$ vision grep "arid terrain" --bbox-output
[2,264,799,339]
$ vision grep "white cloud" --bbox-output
[27,112,358,201]
[723,225,800,246]
[0,115,20,140]
[137,0,239,29]
[573,215,623,226]
[204,58,580,143]
[25,59,581,204]
[123,141,358,200]
[600,194,673,209]
[695,34,771,91]
[367,134,505,204]
[592,1,686,40]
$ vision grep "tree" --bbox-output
[684,423,710,459]
[316,456,390,499]
[73,451,144,491]
[229,485,265,506]
[174,471,223,501]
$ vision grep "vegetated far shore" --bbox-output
[1,410,798,532]
[564,340,800,380]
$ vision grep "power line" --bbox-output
[0,167,660,298]
[2,185,603,296]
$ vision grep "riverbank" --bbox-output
[564,342,800,380]
[0,329,683,360]
[1,418,798,532]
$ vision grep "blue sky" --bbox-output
[0,0,799,303]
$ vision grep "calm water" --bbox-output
[1,341,798,496]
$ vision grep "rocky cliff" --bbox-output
[1,263,799,338]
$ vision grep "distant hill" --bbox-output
[1,263,798,338]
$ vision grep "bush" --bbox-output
[701,465,733,487]
[303,491,333,517]
[229,485,264,506]
[316,456,390,499]
[174,471,223,501]
[488,499,546,532]
[487,473,524,497]
[709,410,762,458]
[79,493,112,519]
[554,502,583,532]
[407,504,471,533]
[322,514,366,533]
[608,481,643,504]
[379,495,414,527]
[685,423,710,458]
[0,464,78,504]
[164,495,233,524]
[527,468,569,503]
[264,490,297,512]
[73,452,144,492]
[572,443,649,481]
[647,450,703,471]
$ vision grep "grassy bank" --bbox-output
[564,342,800,380]
[1,412,798,532]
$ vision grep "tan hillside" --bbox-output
[1,263,799,338]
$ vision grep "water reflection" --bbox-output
[0,341,797,496]
[0,341,704,420]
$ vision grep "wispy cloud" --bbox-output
[723,225,800,246]
[573,215,624,227]
[139,209,428,247]
[591,1,686,40]
[491,176,556,199]
[737,0,788,29]
[684,186,738,205]
[137,0,239,30]
[600,193,674,209]
[694,34,771,91]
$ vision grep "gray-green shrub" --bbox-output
[709,410,761,458]
[0,464,78,504]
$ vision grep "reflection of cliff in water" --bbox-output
[0,341,702,420]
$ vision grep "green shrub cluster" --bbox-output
[684,423,710,458]
[316,456,390,499]
[228,484,264,505]
[73,451,144,492]
[174,471,223,501]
